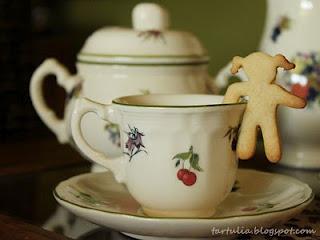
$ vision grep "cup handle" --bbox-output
[30,58,82,143]
[71,98,127,183]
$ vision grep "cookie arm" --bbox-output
[273,85,306,108]
[274,54,295,70]
[223,82,248,104]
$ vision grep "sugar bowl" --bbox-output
[30,3,214,159]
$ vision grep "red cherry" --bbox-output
[291,83,309,99]
[182,171,197,186]
[177,169,189,181]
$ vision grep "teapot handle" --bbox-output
[30,59,82,143]
[206,75,219,94]
[71,98,127,183]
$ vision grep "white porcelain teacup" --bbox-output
[71,94,245,218]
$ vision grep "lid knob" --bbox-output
[132,3,170,31]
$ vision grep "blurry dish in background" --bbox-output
[215,0,320,169]
[29,2,215,166]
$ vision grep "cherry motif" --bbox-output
[177,169,189,181]
[173,146,202,187]
[182,171,197,186]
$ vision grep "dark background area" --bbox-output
[0,0,91,225]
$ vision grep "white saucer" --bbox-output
[54,169,313,239]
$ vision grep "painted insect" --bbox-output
[124,125,147,161]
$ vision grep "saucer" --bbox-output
[54,169,313,239]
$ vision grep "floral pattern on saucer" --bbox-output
[54,169,313,239]
[241,203,278,212]
[68,186,106,206]
[55,169,312,219]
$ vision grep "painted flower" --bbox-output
[315,66,320,76]
[241,203,276,212]
[139,89,151,95]
[224,124,241,151]
[271,16,290,42]
[124,126,147,161]
[241,206,258,212]
[291,83,309,99]
[284,51,320,107]
[137,30,166,43]
[307,87,318,102]
[126,128,144,151]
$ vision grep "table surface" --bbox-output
[0,139,88,178]
[0,138,90,239]
[0,214,71,240]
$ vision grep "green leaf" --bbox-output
[261,203,274,208]
[175,160,180,167]
[79,192,92,198]
[190,153,203,171]
[172,151,192,160]
[189,146,193,152]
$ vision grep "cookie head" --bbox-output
[242,52,280,84]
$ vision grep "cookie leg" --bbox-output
[260,121,281,162]
[237,119,258,160]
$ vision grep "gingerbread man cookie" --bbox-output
[223,52,306,162]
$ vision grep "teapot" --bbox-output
[30,3,213,159]
[215,0,320,169]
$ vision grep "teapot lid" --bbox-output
[77,3,209,65]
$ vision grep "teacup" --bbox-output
[71,94,245,218]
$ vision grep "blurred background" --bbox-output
[0,0,265,230]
